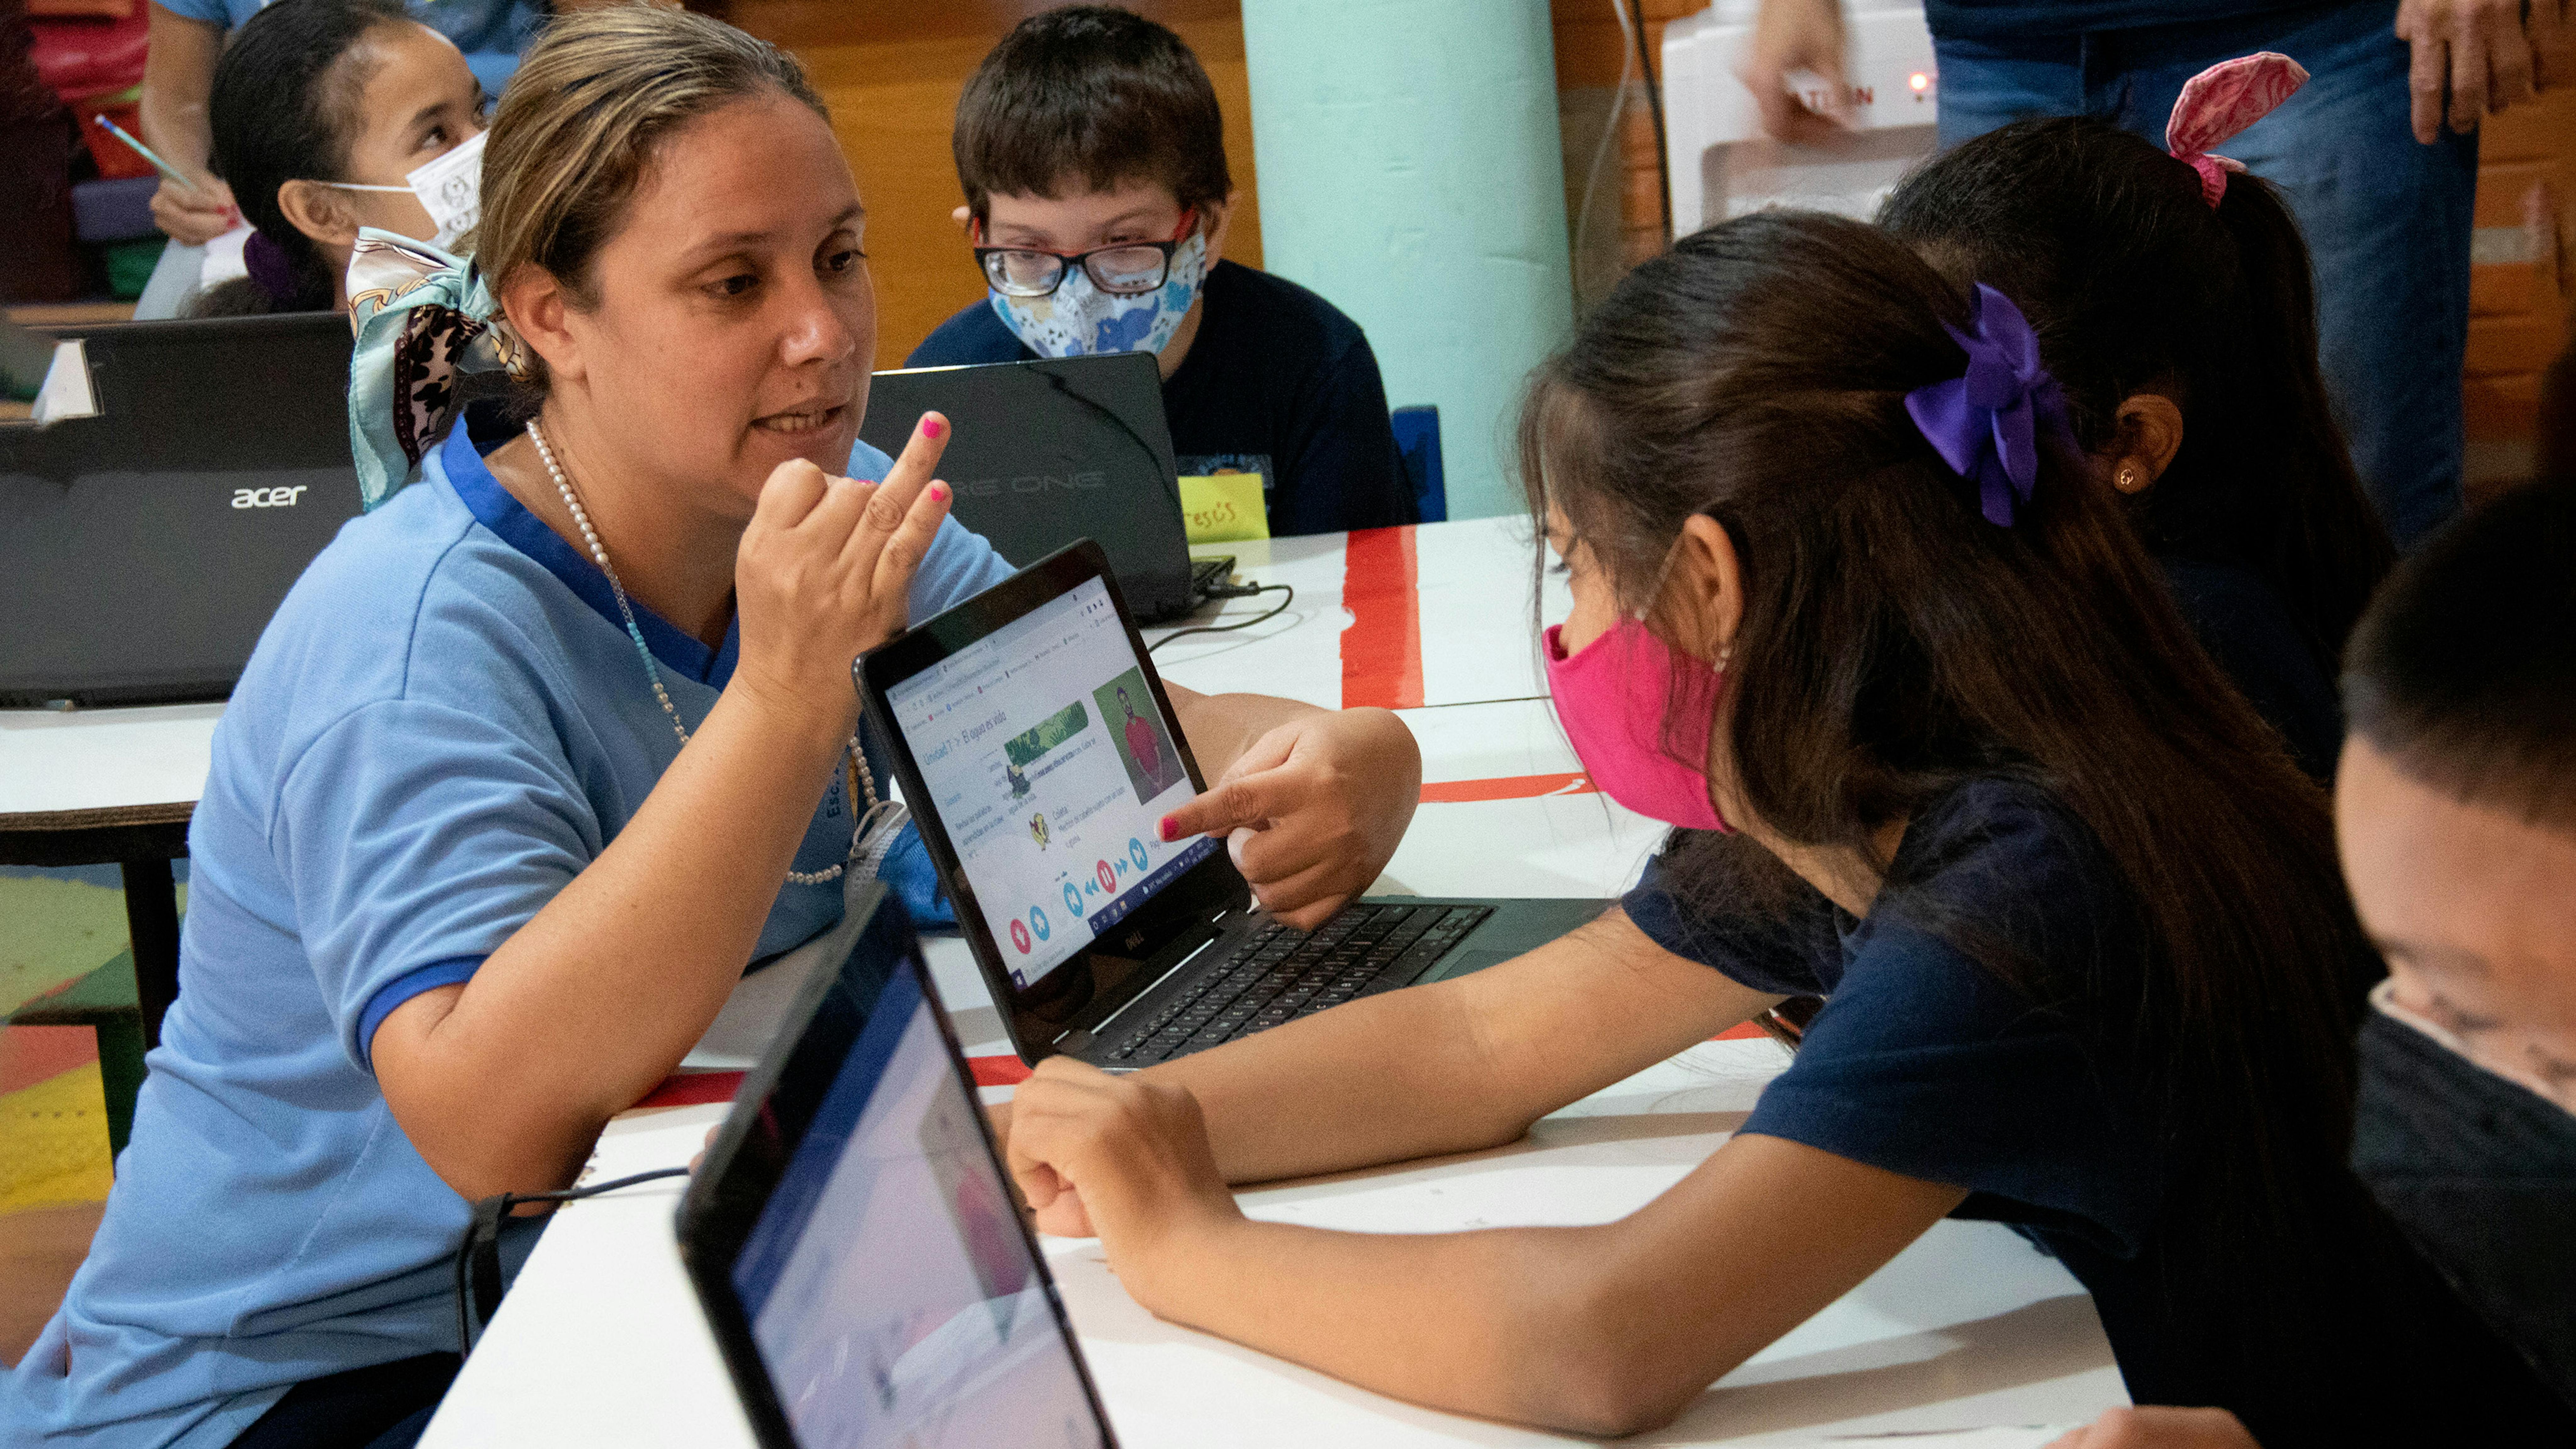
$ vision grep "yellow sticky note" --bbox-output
[1179,473,1269,544]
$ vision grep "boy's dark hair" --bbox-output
[952,5,1229,224]
[197,0,411,316]
[1878,116,2395,669]
[2346,478,2576,831]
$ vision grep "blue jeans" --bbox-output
[1932,1,2477,548]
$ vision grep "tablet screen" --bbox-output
[729,956,1104,1449]
[884,575,1218,993]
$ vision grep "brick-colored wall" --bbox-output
[2464,89,2574,491]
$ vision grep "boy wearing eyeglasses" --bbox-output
[905,5,1417,538]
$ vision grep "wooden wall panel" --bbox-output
[727,1,1259,372]
[2462,88,2573,480]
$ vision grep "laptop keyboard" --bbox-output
[1102,902,1491,1065]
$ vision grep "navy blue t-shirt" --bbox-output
[906,260,1417,537]
[1926,1,2315,38]
[1628,775,2573,1442]
[2157,555,2343,780]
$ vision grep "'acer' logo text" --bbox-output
[232,486,310,509]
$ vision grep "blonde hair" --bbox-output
[474,2,826,395]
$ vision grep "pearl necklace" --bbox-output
[526,419,891,886]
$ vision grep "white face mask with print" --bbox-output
[990,229,1209,360]
[326,129,484,251]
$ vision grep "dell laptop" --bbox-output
[859,354,1224,624]
[1,312,364,708]
[856,540,1609,1071]
[678,884,1118,1449]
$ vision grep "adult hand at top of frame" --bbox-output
[1746,0,1852,142]
[731,412,953,729]
[1157,707,1422,930]
[2044,1407,2262,1449]
[2397,0,2553,142]
[1004,1058,1242,1311]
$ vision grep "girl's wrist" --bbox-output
[1124,1198,1256,1323]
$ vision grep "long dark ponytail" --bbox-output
[1877,116,2394,669]
[195,0,410,317]
[1523,210,2380,1383]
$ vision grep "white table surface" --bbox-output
[1153,518,1566,710]
[424,923,2121,1449]
[0,701,222,818]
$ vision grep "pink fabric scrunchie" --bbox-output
[2165,52,2310,208]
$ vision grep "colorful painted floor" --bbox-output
[0,863,174,1366]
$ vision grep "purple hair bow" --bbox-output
[1903,283,2071,528]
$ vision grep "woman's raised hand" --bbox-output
[732,412,953,726]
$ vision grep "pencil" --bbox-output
[93,115,202,192]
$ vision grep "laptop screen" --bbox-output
[884,574,1219,995]
[727,952,1106,1449]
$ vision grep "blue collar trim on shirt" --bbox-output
[438,426,740,688]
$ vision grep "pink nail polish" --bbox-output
[1158,816,1179,842]
[922,416,945,440]
[929,483,948,502]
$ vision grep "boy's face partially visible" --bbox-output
[2337,733,2576,1111]
[981,178,1199,257]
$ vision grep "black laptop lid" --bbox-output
[858,354,1193,622]
[0,313,362,708]
[856,541,1252,1063]
[677,885,1116,1449]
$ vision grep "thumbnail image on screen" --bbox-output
[1094,668,1185,803]
[887,577,1218,994]
[736,960,1103,1449]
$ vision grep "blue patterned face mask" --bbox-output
[990,229,1208,359]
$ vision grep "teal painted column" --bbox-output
[1241,0,1574,523]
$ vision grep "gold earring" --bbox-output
[2116,465,2143,492]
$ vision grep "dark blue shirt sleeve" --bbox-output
[1620,841,1843,998]
[1733,785,2167,1257]
[1740,913,2161,1256]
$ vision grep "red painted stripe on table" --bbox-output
[1340,526,1423,710]
[1418,772,1599,804]
[635,1053,1032,1110]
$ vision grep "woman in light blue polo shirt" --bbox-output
[4,10,1421,1446]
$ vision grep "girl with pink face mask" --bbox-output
[1000,211,2570,1444]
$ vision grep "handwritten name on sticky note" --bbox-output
[1179,472,1269,544]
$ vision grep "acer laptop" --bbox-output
[859,354,1219,624]
[679,884,1117,1449]
[0,312,363,708]
[856,540,1609,1071]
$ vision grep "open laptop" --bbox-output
[0,312,363,708]
[856,540,1609,1070]
[678,883,1117,1449]
[859,354,1224,624]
